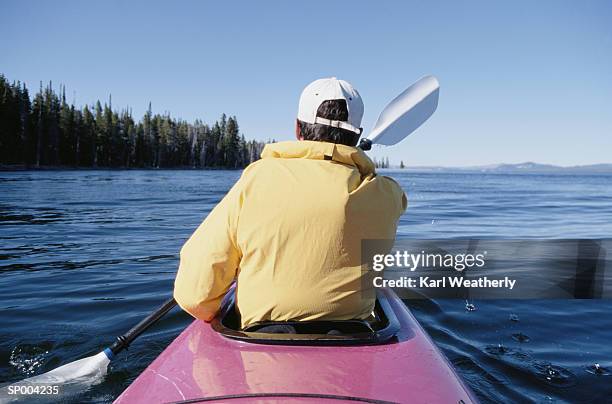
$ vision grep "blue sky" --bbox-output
[1,1,611,166]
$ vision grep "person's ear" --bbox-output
[295,120,303,140]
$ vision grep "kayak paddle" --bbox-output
[1,298,176,393]
[358,75,439,150]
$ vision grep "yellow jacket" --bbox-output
[174,140,407,328]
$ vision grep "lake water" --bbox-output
[1,170,611,403]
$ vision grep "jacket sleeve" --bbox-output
[173,180,243,321]
[381,176,408,217]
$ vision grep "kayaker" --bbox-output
[174,77,407,329]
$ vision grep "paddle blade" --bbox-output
[23,351,110,384]
[367,75,439,146]
[0,351,110,400]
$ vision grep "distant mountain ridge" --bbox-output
[401,162,612,173]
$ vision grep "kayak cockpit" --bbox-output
[115,288,479,404]
[210,290,400,345]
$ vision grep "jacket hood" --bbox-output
[260,140,375,176]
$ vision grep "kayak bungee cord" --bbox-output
[167,392,398,404]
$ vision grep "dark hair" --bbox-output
[298,99,361,146]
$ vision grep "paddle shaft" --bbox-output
[108,297,177,355]
[358,138,372,151]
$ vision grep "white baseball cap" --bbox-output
[297,77,364,135]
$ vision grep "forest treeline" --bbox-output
[373,157,391,169]
[0,74,267,168]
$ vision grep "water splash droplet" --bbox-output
[465,300,476,311]
[512,332,530,343]
[586,363,610,376]
[9,344,51,376]
[545,365,558,379]
[485,343,510,355]
[533,362,577,387]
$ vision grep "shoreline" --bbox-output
[0,165,244,172]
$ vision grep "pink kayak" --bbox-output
[115,288,477,404]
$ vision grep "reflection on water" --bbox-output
[1,169,612,403]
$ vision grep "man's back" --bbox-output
[174,140,406,328]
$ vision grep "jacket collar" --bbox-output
[261,140,375,176]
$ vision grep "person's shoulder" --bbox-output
[238,158,276,186]
[375,175,407,212]
[243,158,264,172]
[375,174,404,192]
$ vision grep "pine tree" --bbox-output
[81,105,95,166]
[73,107,82,166]
[42,81,61,165]
[32,82,44,167]
[223,116,240,168]
[59,85,76,165]
[0,76,24,163]
[142,102,153,167]
[93,101,104,167]
[19,83,32,164]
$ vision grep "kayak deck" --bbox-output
[115,289,476,404]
